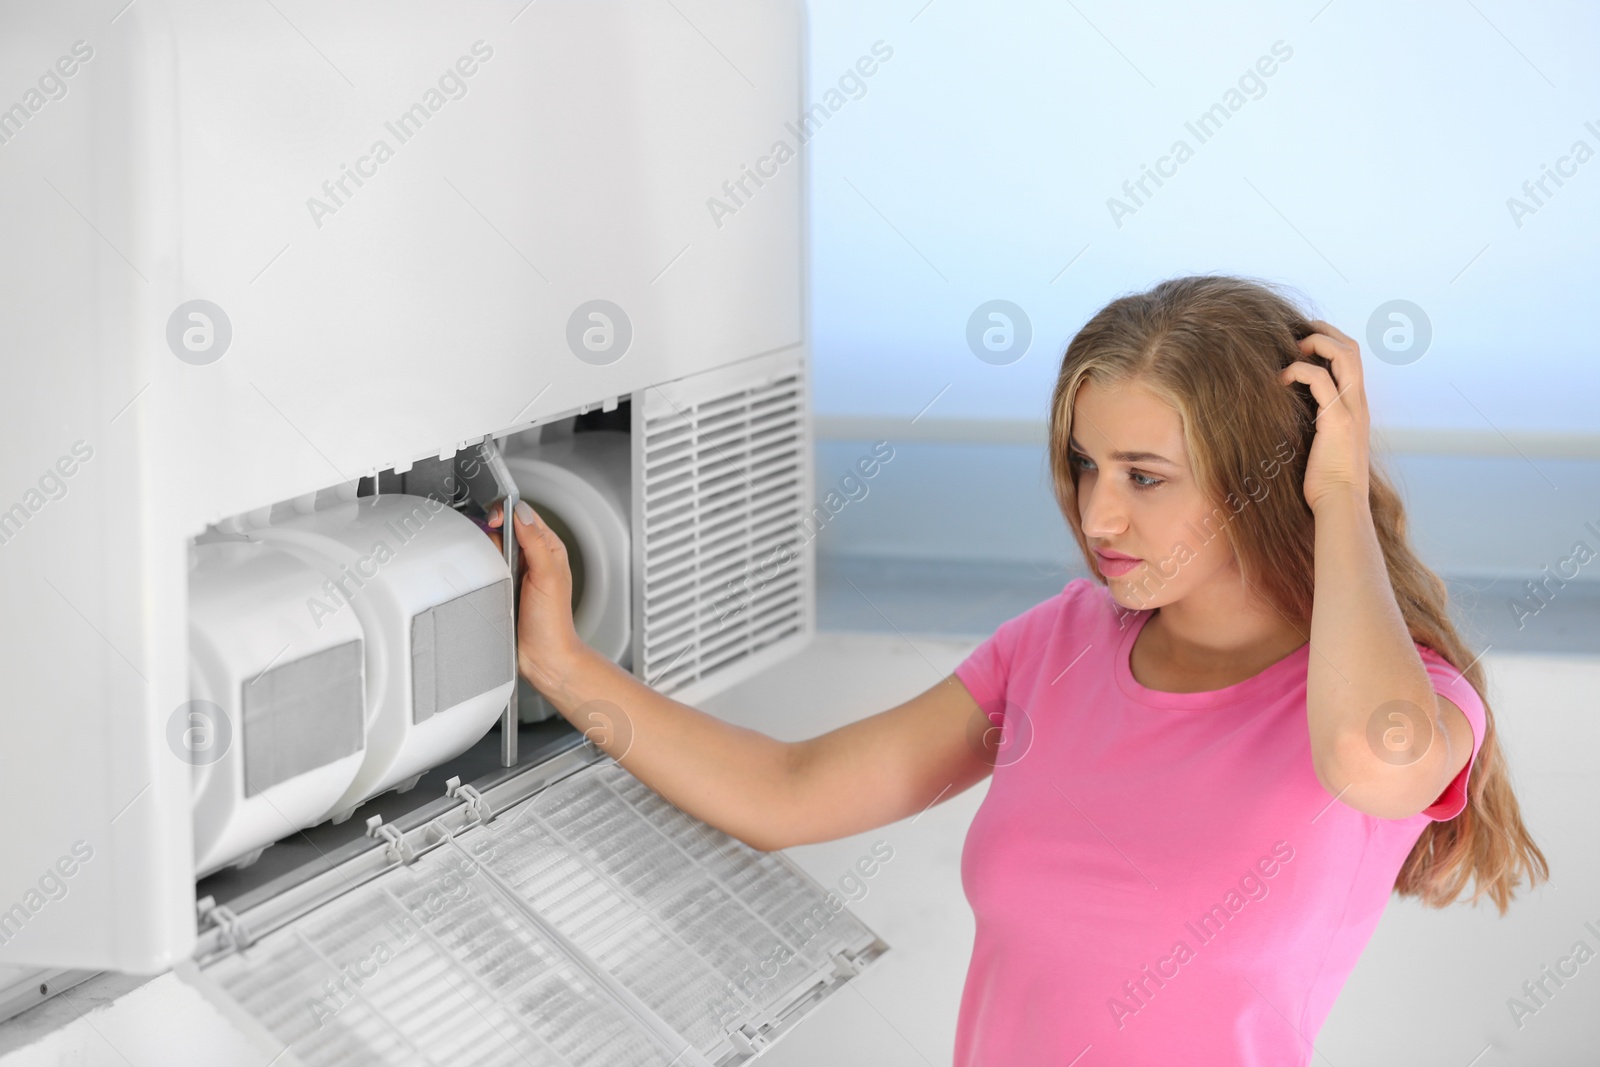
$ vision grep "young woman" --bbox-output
[488,274,1548,1066]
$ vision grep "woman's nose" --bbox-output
[1078,480,1126,538]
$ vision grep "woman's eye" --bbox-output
[1072,452,1161,490]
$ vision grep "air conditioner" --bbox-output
[0,2,887,1061]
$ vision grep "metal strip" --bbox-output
[475,433,521,767]
[0,968,100,1027]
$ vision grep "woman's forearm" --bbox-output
[1305,488,1451,813]
[531,643,801,852]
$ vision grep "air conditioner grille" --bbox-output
[198,755,884,1066]
[635,364,810,693]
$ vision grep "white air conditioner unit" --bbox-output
[0,1,886,1060]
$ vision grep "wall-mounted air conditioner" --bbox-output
[0,1,887,1059]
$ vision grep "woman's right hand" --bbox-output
[486,499,585,695]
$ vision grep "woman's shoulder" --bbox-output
[1004,576,1126,640]
[1411,641,1488,719]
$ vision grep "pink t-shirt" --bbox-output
[951,578,1485,1066]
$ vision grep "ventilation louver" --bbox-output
[632,350,815,700]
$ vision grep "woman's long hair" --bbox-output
[1048,274,1548,913]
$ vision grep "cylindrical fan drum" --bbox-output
[503,427,632,723]
[247,494,516,821]
[187,539,367,876]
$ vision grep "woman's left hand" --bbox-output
[1280,319,1371,513]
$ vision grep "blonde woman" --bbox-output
[490,274,1547,1066]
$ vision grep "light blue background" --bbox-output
[805,0,1600,434]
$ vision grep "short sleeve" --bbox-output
[953,614,1023,716]
[1417,644,1488,822]
[952,580,1081,719]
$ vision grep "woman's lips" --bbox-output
[1094,550,1142,577]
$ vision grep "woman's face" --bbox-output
[1069,376,1238,611]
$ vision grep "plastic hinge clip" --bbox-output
[728,1024,769,1056]
[365,814,417,866]
[196,895,252,952]
[830,950,859,980]
[445,776,493,825]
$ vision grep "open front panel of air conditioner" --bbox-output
[187,747,886,1067]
